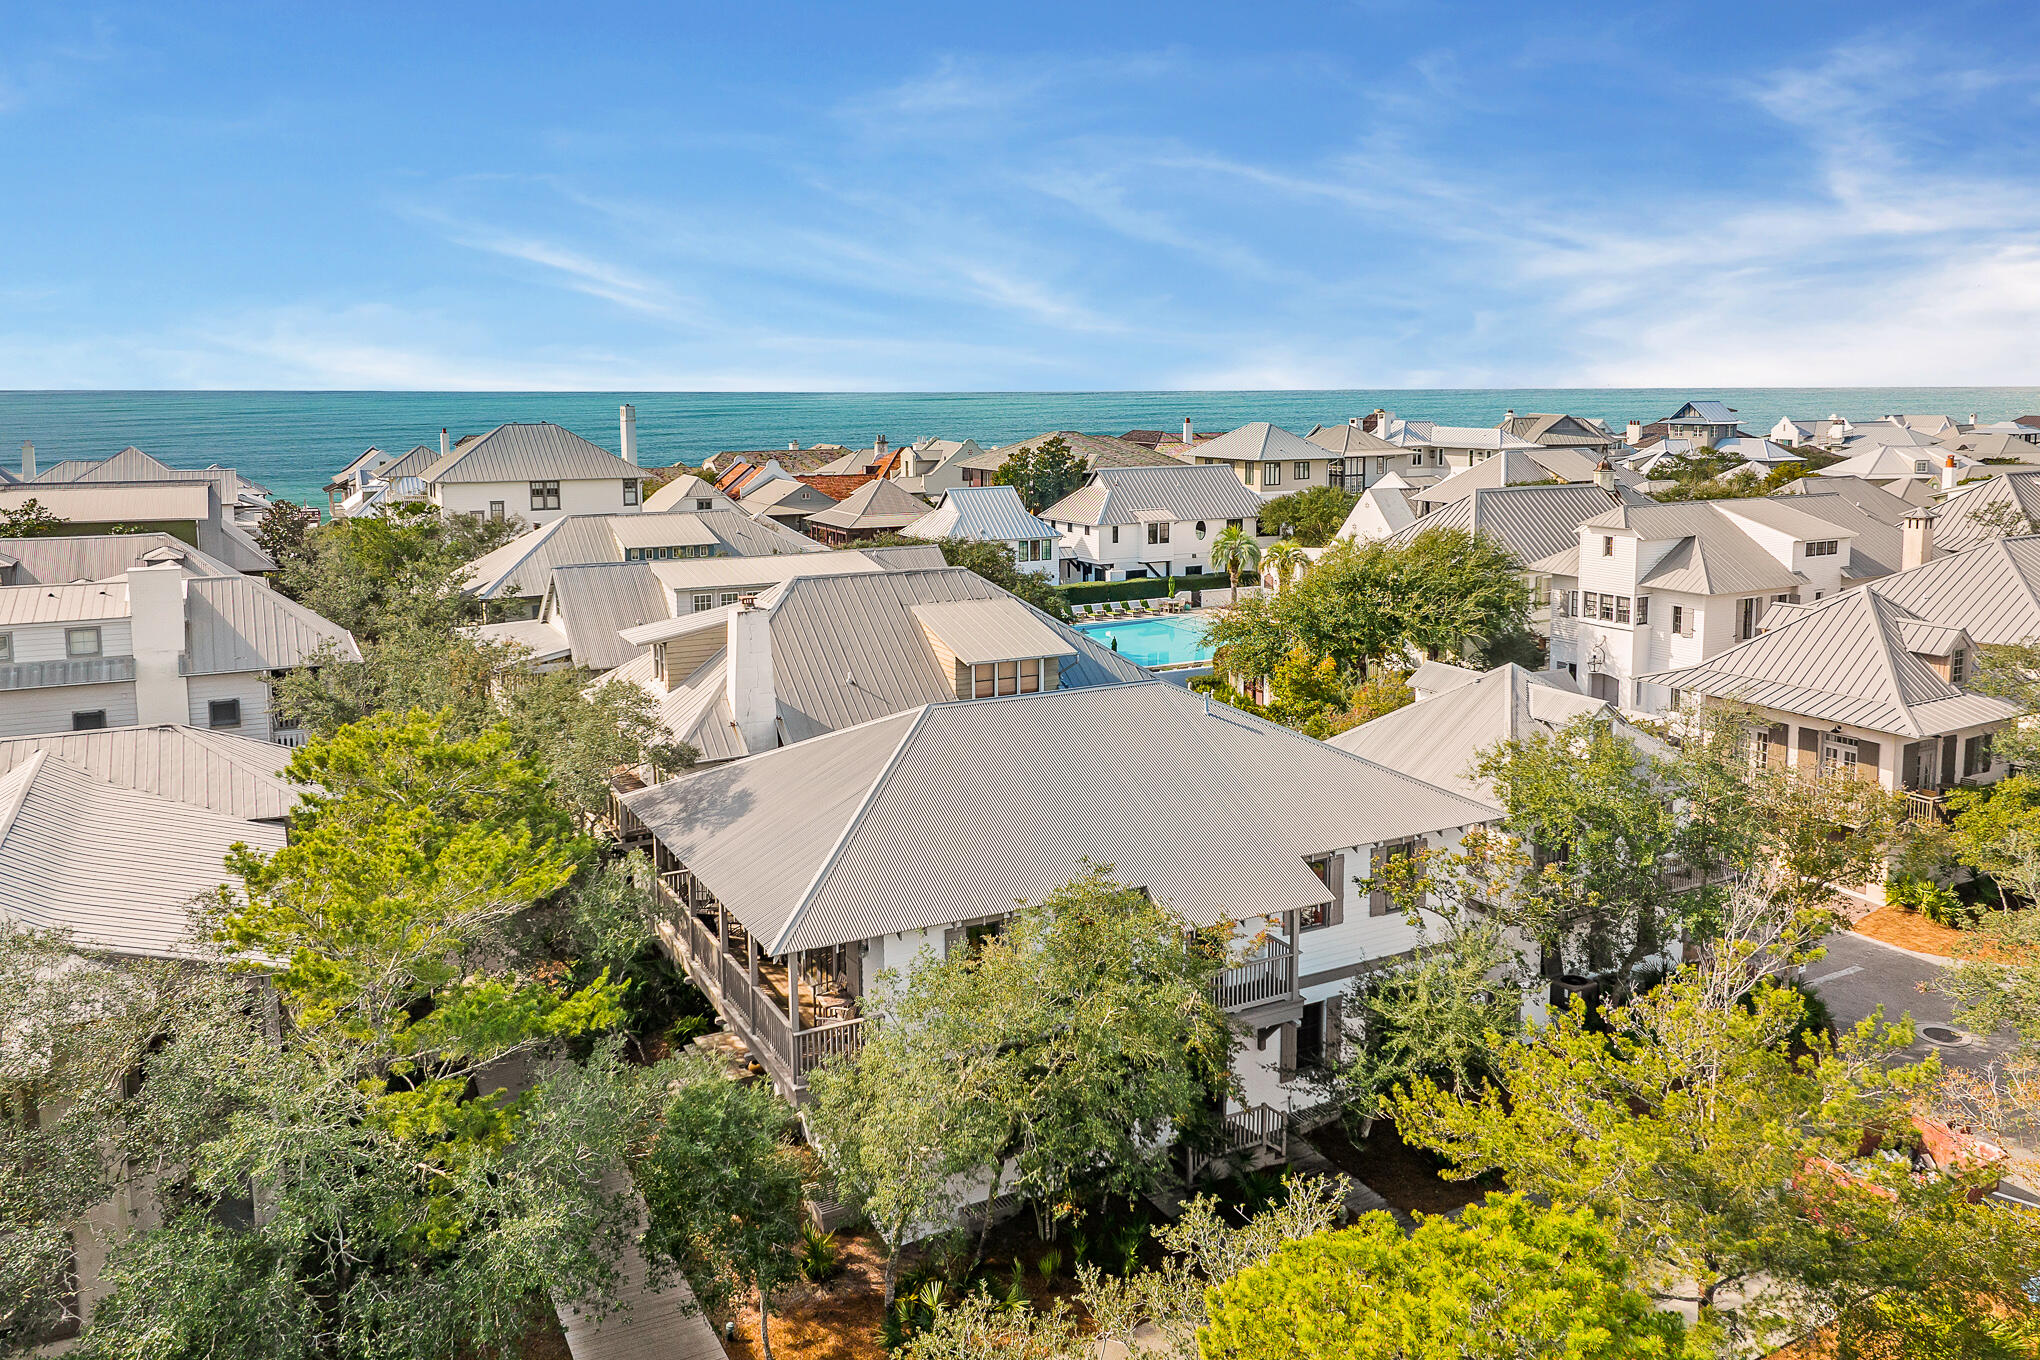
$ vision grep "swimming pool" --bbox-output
[1074,614,1215,667]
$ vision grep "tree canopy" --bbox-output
[1254,484,1356,547]
[991,435,1088,514]
[856,532,1070,620]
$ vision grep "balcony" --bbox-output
[1213,937,1296,1011]
[1188,1102,1290,1180]
[1903,791,1949,827]
[653,868,866,1098]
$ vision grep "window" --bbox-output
[720,592,740,606]
[207,698,242,729]
[624,479,640,507]
[691,593,714,612]
[0,632,9,662]
[1297,1001,1326,1069]
[1262,462,1281,487]
[972,659,1044,698]
[1615,595,1631,624]
[1914,460,1930,475]
[71,710,107,731]
[65,626,101,658]
[1410,453,1423,467]
[1294,461,1310,479]
[1951,649,1967,684]
[1195,521,1207,539]
[1241,463,1255,486]
[1740,597,1758,640]
[1147,521,1171,545]
[1805,539,1838,557]
[1601,535,1615,556]
[488,500,506,521]
[1635,595,1649,625]
[1820,733,1860,778]
[1964,733,1994,777]
[530,480,561,511]
[1111,526,1120,544]
[1565,590,1578,618]
[1671,604,1687,636]
[696,498,715,511]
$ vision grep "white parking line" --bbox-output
[1808,965,1863,985]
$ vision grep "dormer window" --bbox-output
[1951,649,1967,684]
[972,658,1044,697]
[1805,540,1838,557]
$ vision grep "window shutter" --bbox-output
[943,926,966,958]
[1797,726,1821,768]
[1278,1021,1297,1079]
[1410,841,1427,911]
[1939,735,1956,786]
[1855,739,1882,783]
[1368,844,1390,917]
[1325,997,1344,1068]
[1767,723,1789,769]
[1328,852,1346,926]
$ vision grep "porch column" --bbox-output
[788,948,802,1033]
[1283,909,1301,1001]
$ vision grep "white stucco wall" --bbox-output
[431,476,645,526]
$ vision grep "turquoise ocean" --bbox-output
[4,389,2040,510]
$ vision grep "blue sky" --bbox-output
[4,1,2039,390]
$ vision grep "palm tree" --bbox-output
[1209,525,1262,596]
[1263,538,1307,592]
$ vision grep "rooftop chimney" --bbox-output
[1504,409,1516,422]
[1626,420,1643,444]
[620,403,639,467]
[127,562,191,727]
[19,440,33,480]
[440,427,450,459]
[788,440,800,451]
[1970,412,1980,426]
[1348,416,1361,428]
[875,434,888,461]
[1941,455,1961,492]
[1902,506,1937,572]
[1182,416,1194,446]
[726,595,777,754]
[1593,459,1615,491]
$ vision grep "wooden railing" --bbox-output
[1213,940,1295,1011]
[794,1016,868,1075]
[1189,1103,1289,1180]
[1903,791,1949,827]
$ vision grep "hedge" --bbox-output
[1059,571,1237,605]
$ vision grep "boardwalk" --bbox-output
[554,1171,727,1360]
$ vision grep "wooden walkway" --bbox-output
[553,1171,727,1360]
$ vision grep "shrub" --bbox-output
[797,1221,843,1284]
[1060,571,1233,606]
[1888,876,1980,929]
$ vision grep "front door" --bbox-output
[1902,739,1937,791]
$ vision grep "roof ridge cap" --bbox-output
[0,750,45,844]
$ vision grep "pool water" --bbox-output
[1074,614,1214,667]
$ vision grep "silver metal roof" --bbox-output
[0,724,297,820]
[1862,535,2040,645]
[1042,462,1268,527]
[183,577,363,675]
[1385,482,1640,571]
[0,580,128,624]
[1188,421,1323,464]
[909,597,1075,665]
[0,750,287,959]
[0,533,240,586]
[903,485,1056,543]
[804,478,931,530]
[959,431,1186,473]
[0,481,214,523]
[543,563,670,670]
[422,423,639,485]
[643,474,742,513]
[461,511,821,599]
[1304,423,1402,455]
[1933,474,2040,554]
[1642,587,2020,738]
[622,682,1497,954]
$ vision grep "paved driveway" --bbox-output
[1806,930,2018,1076]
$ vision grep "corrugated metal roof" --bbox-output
[0,724,296,819]
[1764,492,1903,581]
[804,478,931,530]
[622,682,1496,953]
[1642,587,2020,738]
[1386,482,1641,569]
[910,598,1075,665]
[1188,422,1323,464]
[1501,414,1620,448]
[1932,474,2040,554]
[903,485,1055,543]
[959,431,1186,473]
[1042,463,1268,527]
[1331,664,1630,806]
[422,423,639,484]
[475,617,573,663]
[461,512,820,599]
[544,563,670,670]
[1666,400,1738,424]
[642,474,741,513]
[0,656,137,691]
[0,751,287,959]
[0,579,128,624]
[183,577,362,675]
[646,548,907,594]
[1304,423,1402,455]
[0,482,214,523]
[1863,535,2040,644]
[0,534,239,585]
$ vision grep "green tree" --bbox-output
[276,500,519,641]
[0,498,69,537]
[1208,524,1262,595]
[857,532,1070,620]
[1265,647,1348,733]
[1946,774,2040,909]
[252,499,320,569]
[1260,538,1307,591]
[1198,1195,1684,1360]
[1320,670,1412,736]
[991,435,1088,514]
[1254,485,1357,547]
[640,1063,811,1360]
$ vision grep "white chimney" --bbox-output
[1182,416,1194,445]
[726,595,777,753]
[1970,412,1980,426]
[620,403,639,467]
[1594,459,1615,491]
[1941,456,1960,492]
[1626,420,1643,444]
[874,434,888,462]
[440,427,450,459]
[19,440,33,479]
[1902,506,1937,572]
[1348,416,1361,428]
[126,562,191,727]
[788,440,799,450]
[1504,409,1516,422]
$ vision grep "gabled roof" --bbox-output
[0,750,287,959]
[1937,431,2039,462]
[1576,500,1832,596]
[1304,423,1403,455]
[1931,474,2040,554]
[459,511,821,599]
[804,478,931,531]
[1501,413,1621,448]
[421,423,638,484]
[903,485,1055,544]
[643,473,743,514]
[959,431,1187,473]
[183,576,363,675]
[1664,400,1739,424]
[741,477,841,515]
[710,448,850,478]
[1188,422,1323,464]
[1042,462,1268,527]
[600,565,1146,762]
[1641,588,2019,738]
[0,481,214,524]
[645,544,946,597]
[1764,493,1903,581]
[1409,449,1641,511]
[1383,482,1644,573]
[795,473,881,501]
[538,562,671,670]
[1858,535,2040,645]
[1774,475,1921,522]
[620,682,1497,953]
[1329,663,1630,807]
[0,724,297,820]
[0,534,240,585]
[0,580,130,625]
[1842,425,1943,450]
[1376,418,1545,452]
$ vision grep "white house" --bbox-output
[459,509,822,610]
[902,485,1060,578]
[643,473,744,515]
[1656,400,1745,447]
[1301,421,1408,492]
[1770,415,1855,448]
[1362,412,1549,477]
[1187,422,1348,495]
[417,412,648,526]
[0,555,359,743]
[618,681,1501,1133]
[1041,463,1273,582]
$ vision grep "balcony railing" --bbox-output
[1189,1102,1290,1181]
[1213,939,1295,1011]
[1903,791,1949,827]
